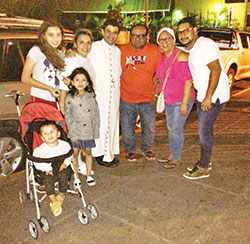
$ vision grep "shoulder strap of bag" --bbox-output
[161,50,181,92]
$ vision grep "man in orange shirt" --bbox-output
[120,24,162,161]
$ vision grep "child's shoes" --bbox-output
[86,176,96,186]
[50,201,62,217]
[56,194,65,203]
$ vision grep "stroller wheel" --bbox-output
[77,208,89,225]
[19,189,27,204]
[39,216,50,234]
[28,220,40,239]
[87,203,99,220]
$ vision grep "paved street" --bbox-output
[0,97,250,244]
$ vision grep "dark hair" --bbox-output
[68,67,95,97]
[38,20,65,71]
[103,19,121,32]
[130,24,149,35]
[74,28,93,44]
[177,17,196,27]
[39,120,59,133]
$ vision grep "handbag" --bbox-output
[156,50,181,113]
[156,91,165,113]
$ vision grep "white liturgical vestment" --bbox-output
[89,39,122,162]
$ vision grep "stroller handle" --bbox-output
[5,90,25,116]
[5,90,25,98]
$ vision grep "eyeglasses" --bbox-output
[158,37,173,44]
[131,34,147,39]
[177,28,192,36]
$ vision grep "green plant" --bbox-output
[107,3,126,30]
[230,18,240,30]
[1,0,70,20]
[201,7,230,28]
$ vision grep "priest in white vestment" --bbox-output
[89,19,122,167]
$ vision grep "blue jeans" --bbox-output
[197,99,227,168]
[120,99,155,153]
[165,99,194,161]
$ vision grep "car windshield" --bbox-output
[198,30,232,44]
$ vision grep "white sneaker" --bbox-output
[78,160,94,176]
[86,176,96,186]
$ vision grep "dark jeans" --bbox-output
[35,167,72,196]
[120,99,155,153]
[197,99,227,168]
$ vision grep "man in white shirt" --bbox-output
[177,17,230,180]
[88,20,122,167]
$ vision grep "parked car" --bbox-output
[198,28,250,88]
[0,15,73,177]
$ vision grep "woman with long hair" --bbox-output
[21,20,68,109]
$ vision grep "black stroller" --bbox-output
[18,102,99,239]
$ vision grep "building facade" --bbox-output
[175,0,250,30]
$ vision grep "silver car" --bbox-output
[0,15,73,177]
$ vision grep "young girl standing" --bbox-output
[21,20,68,109]
[65,67,100,186]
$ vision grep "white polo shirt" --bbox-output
[188,37,230,103]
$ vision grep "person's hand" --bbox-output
[46,170,53,176]
[180,102,188,116]
[63,77,71,86]
[150,95,158,106]
[65,48,76,58]
[49,87,60,98]
[153,77,160,84]
[201,97,212,111]
[59,163,67,172]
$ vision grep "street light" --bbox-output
[215,4,222,27]
[219,14,225,22]
[173,10,184,20]
[172,9,184,26]
[215,4,222,13]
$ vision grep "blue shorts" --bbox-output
[70,139,96,149]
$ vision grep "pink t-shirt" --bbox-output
[155,48,195,105]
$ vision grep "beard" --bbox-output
[181,38,192,47]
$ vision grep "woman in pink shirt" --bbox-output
[155,27,195,169]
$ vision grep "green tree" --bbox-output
[0,0,70,20]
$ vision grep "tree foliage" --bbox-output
[0,0,70,20]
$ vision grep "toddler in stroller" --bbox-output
[19,102,98,239]
[32,120,73,216]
